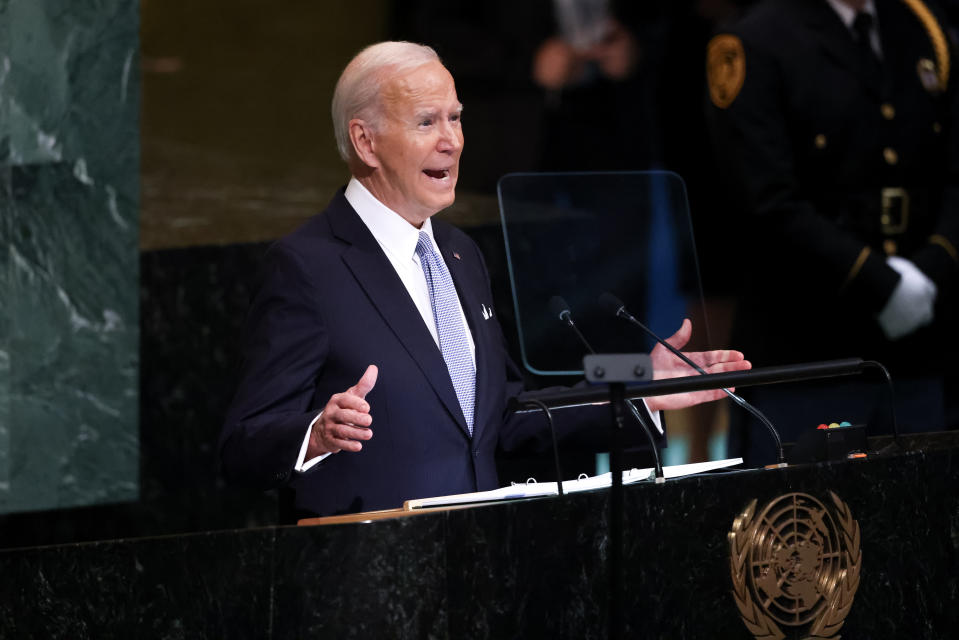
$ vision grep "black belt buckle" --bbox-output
[880,187,909,235]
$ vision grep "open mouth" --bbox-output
[423,169,450,180]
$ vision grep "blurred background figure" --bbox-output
[530,0,658,171]
[391,0,660,185]
[705,0,959,464]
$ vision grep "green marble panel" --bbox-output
[0,0,139,513]
[1,0,15,501]
[0,165,9,498]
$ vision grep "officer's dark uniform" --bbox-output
[705,0,959,458]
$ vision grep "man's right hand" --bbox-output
[307,365,378,457]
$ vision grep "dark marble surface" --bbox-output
[272,516,449,638]
[1,438,956,638]
[0,527,275,639]
[139,243,279,526]
[448,494,610,639]
[0,0,140,514]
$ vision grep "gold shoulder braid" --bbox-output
[929,234,959,263]
[707,34,746,108]
[900,0,950,91]
[841,247,872,291]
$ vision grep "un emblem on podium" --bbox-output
[728,492,862,640]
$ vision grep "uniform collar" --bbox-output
[825,0,877,29]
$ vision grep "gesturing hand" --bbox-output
[645,319,751,412]
[307,365,378,457]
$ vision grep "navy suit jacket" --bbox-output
[220,190,590,516]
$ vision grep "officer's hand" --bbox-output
[878,256,937,340]
[308,365,378,457]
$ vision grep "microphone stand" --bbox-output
[549,296,665,479]
[525,399,565,497]
[863,360,903,454]
[511,359,868,421]
[600,293,785,466]
[582,353,653,640]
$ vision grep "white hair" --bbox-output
[331,41,441,163]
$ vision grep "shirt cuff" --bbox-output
[294,410,333,472]
[643,399,664,434]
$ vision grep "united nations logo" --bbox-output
[728,492,862,640]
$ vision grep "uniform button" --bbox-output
[881,103,895,119]
[883,147,898,165]
[473,450,479,457]
[814,134,827,149]
[933,122,942,134]
[884,239,898,255]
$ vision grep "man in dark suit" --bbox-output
[220,41,750,517]
[706,0,959,460]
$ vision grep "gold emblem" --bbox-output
[917,58,942,93]
[729,492,862,640]
[707,34,746,108]
[902,0,950,90]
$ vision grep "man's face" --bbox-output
[363,61,464,226]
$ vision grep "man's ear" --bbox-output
[349,119,379,168]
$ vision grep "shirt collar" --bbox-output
[344,177,435,261]
[825,0,877,29]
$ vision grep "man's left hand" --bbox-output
[644,319,751,412]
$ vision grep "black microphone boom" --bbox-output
[599,292,786,466]
[546,295,664,479]
[549,295,595,354]
[549,295,572,323]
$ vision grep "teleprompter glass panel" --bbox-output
[497,171,706,376]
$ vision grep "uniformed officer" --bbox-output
[705,0,959,460]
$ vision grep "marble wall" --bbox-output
[0,0,139,513]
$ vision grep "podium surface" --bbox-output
[2,432,957,639]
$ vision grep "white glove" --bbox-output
[877,256,937,340]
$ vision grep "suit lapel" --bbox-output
[325,195,470,434]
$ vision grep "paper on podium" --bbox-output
[404,457,743,510]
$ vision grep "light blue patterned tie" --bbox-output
[415,231,475,435]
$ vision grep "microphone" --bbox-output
[549,296,593,353]
[547,295,665,479]
[598,292,786,466]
